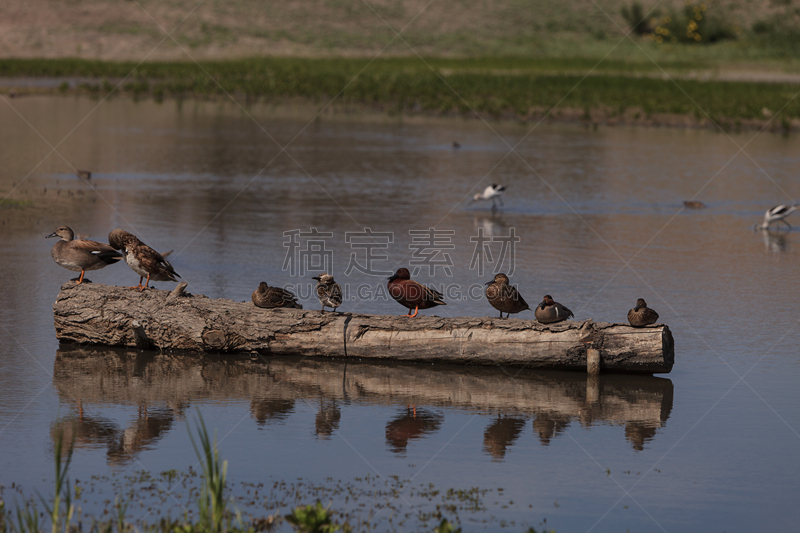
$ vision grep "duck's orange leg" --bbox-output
[77,270,86,284]
[408,306,419,318]
[144,274,152,289]
[133,276,144,291]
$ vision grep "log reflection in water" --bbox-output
[53,346,673,460]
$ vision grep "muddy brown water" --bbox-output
[1,96,799,531]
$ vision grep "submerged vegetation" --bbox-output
[0,415,554,533]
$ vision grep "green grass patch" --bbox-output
[1,56,799,123]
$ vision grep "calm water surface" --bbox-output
[1,96,799,532]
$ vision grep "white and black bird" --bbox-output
[470,184,506,211]
[759,204,798,230]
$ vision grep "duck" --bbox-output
[312,273,342,312]
[387,268,445,317]
[534,295,574,324]
[46,226,122,284]
[108,229,180,291]
[683,200,706,209]
[627,298,659,327]
[470,184,506,210]
[76,170,92,181]
[252,281,302,309]
[759,204,798,230]
[485,273,530,319]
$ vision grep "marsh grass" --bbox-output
[187,414,232,533]
[1,56,799,125]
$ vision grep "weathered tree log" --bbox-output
[53,282,674,374]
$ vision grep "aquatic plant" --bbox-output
[285,502,344,533]
[187,414,232,533]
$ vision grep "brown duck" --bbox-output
[485,273,530,319]
[534,295,574,324]
[47,226,121,284]
[108,229,180,291]
[312,273,342,312]
[627,298,659,327]
[252,281,302,309]
[387,268,445,317]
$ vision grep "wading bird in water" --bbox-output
[759,204,797,230]
[470,184,506,211]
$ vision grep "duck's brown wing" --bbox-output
[269,287,300,308]
[133,243,180,281]
[76,239,122,265]
[419,282,445,305]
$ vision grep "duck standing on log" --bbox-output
[387,268,446,317]
[485,273,530,319]
[252,281,302,309]
[108,229,180,291]
[46,226,122,284]
[312,273,342,312]
[535,295,574,324]
[628,298,659,327]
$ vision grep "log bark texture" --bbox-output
[53,282,675,373]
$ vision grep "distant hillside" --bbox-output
[0,0,786,60]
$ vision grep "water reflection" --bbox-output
[760,229,790,253]
[53,345,673,462]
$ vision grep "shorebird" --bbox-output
[387,268,445,317]
[759,204,798,230]
[312,273,342,312]
[46,226,122,284]
[252,281,302,309]
[534,295,574,324]
[108,229,180,291]
[471,184,506,210]
[485,273,530,319]
[627,298,659,327]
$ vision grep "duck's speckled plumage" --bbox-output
[387,268,445,317]
[627,298,659,327]
[534,295,574,324]
[485,273,530,319]
[47,226,121,284]
[252,282,302,309]
[108,229,180,291]
[313,273,342,312]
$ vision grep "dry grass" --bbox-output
[0,0,790,61]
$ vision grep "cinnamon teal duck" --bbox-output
[47,226,121,284]
[485,273,530,319]
[627,298,659,327]
[534,295,574,324]
[387,268,445,317]
[759,204,798,230]
[312,273,342,312]
[252,281,302,309]
[108,229,180,291]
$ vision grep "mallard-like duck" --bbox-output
[485,273,530,319]
[312,273,342,312]
[387,268,445,317]
[534,295,574,324]
[683,200,706,209]
[252,281,302,309]
[108,229,180,291]
[759,204,798,230]
[46,226,121,284]
[627,298,659,327]
[470,183,506,210]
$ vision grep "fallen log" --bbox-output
[53,282,674,374]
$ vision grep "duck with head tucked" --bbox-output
[108,228,180,291]
[387,268,445,317]
[252,281,302,309]
[627,298,659,327]
[534,295,574,324]
[312,273,342,312]
[46,226,122,284]
[485,273,530,319]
